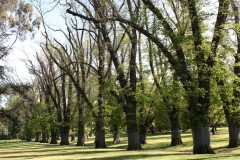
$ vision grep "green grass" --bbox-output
[0,128,239,160]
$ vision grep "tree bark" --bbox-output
[192,127,214,154]
[169,107,182,146]
[228,127,240,148]
[126,110,142,150]
[171,129,182,146]
[228,0,240,148]
[26,130,32,142]
[139,130,147,144]
[76,119,85,146]
[222,92,240,148]
[139,120,148,144]
[95,121,107,148]
[60,125,70,145]
[210,126,216,135]
[50,130,58,144]
[41,131,48,143]
[113,125,121,144]
[35,132,41,142]
[71,135,75,141]
[127,127,141,150]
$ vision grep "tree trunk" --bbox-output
[127,127,141,150]
[210,126,216,135]
[149,124,155,134]
[95,121,107,148]
[71,135,75,141]
[26,132,32,142]
[223,103,240,147]
[35,132,41,142]
[41,132,48,143]
[170,129,182,146]
[76,120,85,146]
[139,125,147,144]
[95,96,106,148]
[50,130,58,144]
[229,0,240,148]
[169,109,182,146]
[126,110,142,150]
[192,127,214,154]
[228,126,240,148]
[113,125,121,144]
[223,103,240,148]
[139,132,147,144]
[60,125,70,145]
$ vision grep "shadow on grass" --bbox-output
[187,154,240,160]
[0,152,189,160]
[0,148,127,159]
[76,153,189,160]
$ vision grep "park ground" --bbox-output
[0,128,239,160]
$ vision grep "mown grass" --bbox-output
[0,127,239,160]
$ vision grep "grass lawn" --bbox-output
[0,127,239,160]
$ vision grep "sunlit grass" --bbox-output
[0,127,239,159]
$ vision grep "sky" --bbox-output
[7,0,65,82]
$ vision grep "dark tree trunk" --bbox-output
[169,108,182,146]
[50,130,58,144]
[170,129,182,146]
[76,91,85,146]
[76,119,85,146]
[26,132,32,142]
[95,90,106,148]
[71,135,75,141]
[127,127,141,150]
[94,93,106,149]
[223,104,240,148]
[139,125,147,144]
[126,109,142,150]
[192,127,214,154]
[210,126,216,135]
[139,132,147,144]
[35,132,41,142]
[60,125,70,145]
[223,101,240,148]
[188,91,214,154]
[94,30,107,149]
[149,124,155,134]
[228,127,240,148]
[41,132,48,143]
[60,72,70,146]
[113,125,121,144]
[77,134,85,146]
[227,0,240,149]
[95,121,107,148]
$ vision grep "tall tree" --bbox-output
[66,0,142,150]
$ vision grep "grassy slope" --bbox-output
[0,128,239,160]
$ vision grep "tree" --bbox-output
[0,0,33,58]
[105,0,229,153]
[66,0,143,150]
[226,0,240,147]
